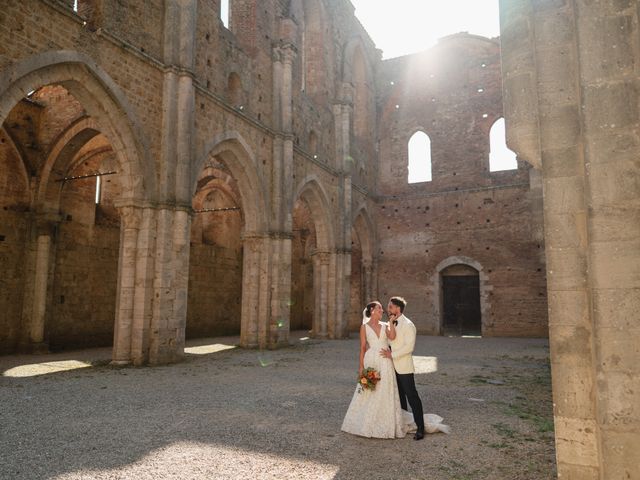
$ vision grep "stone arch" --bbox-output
[432,256,491,336]
[36,116,104,211]
[292,175,336,337]
[194,131,268,235]
[0,126,31,204]
[352,203,375,264]
[342,37,374,85]
[0,51,156,202]
[293,175,335,252]
[191,132,268,346]
[227,72,243,107]
[188,163,244,340]
[350,203,377,331]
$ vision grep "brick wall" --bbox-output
[375,35,547,336]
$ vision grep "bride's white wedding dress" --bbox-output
[341,322,451,438]
[341,322,406,438]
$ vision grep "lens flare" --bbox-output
[257,352,274,367]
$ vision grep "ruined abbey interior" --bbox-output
[0,0,637,477]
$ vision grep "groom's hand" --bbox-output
[380,348,392,359]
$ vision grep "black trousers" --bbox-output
[396,372,425,432]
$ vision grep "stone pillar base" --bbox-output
[109,360,131,367]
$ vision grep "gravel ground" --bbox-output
[0,334,556,480]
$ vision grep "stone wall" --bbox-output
[187,244,243,338]
[0,117,31,351]
[0,1,546,358]
[375,34,547,336]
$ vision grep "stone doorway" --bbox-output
[441,264,482,336]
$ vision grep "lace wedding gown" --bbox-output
[341,322,406,438]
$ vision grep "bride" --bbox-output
[341,301,405,438]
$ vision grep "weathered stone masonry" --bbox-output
[1,0,638,476]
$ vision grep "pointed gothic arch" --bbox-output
[0,51,156,202]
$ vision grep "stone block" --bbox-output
[588,158,640,208]
[590,239,640,289]
[534,9,574,46]
[585,130,640,165]
[597,371,640,426]
[555,416,599,468]
[543,176,585,214]
[588,204,640,244]
[546,247,587,290]
[556,463,599,480]
[592,287,640,330]
[544,212,587,249]
[541,146,581,179]
[536,47,578,105]
[596,327,640,374]
[550,359,596,419]
[582,81,638,134]
[578,15,634,82]
[547,289,589,327]
[539,104,581,148]
[600,430,640,480]
[549,324,594,362]
[534,0,568,12]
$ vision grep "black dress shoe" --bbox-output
[414,430,425,441]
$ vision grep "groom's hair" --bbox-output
[389,296,407,313]
[365,301,380,318]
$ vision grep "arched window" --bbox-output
[489,118,517,171]
[220,0,230,29]
[408,131,432,183]
[227,72,242,107]
[308,130,318,156]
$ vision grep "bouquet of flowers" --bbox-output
[357,367,381,393]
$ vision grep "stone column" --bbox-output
[147,206,191,365]
[240,237,261,348]
[500,1,640,477]
[575,2,640,477]
[501,2,597,476]
[112,205,142,365]
[29,233,50,346]
[268,41,297,348]
[268,234,293,348]
[26,217,58,352]
[312,251,330,338]
[333,83,354,172]
[240,235,275,349]
[362,259,373,307]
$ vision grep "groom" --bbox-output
[380,296,425,440]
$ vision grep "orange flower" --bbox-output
[360,377,368,385]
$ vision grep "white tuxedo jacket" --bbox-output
[389,314,416,374]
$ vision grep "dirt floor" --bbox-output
[0,334,557,480]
